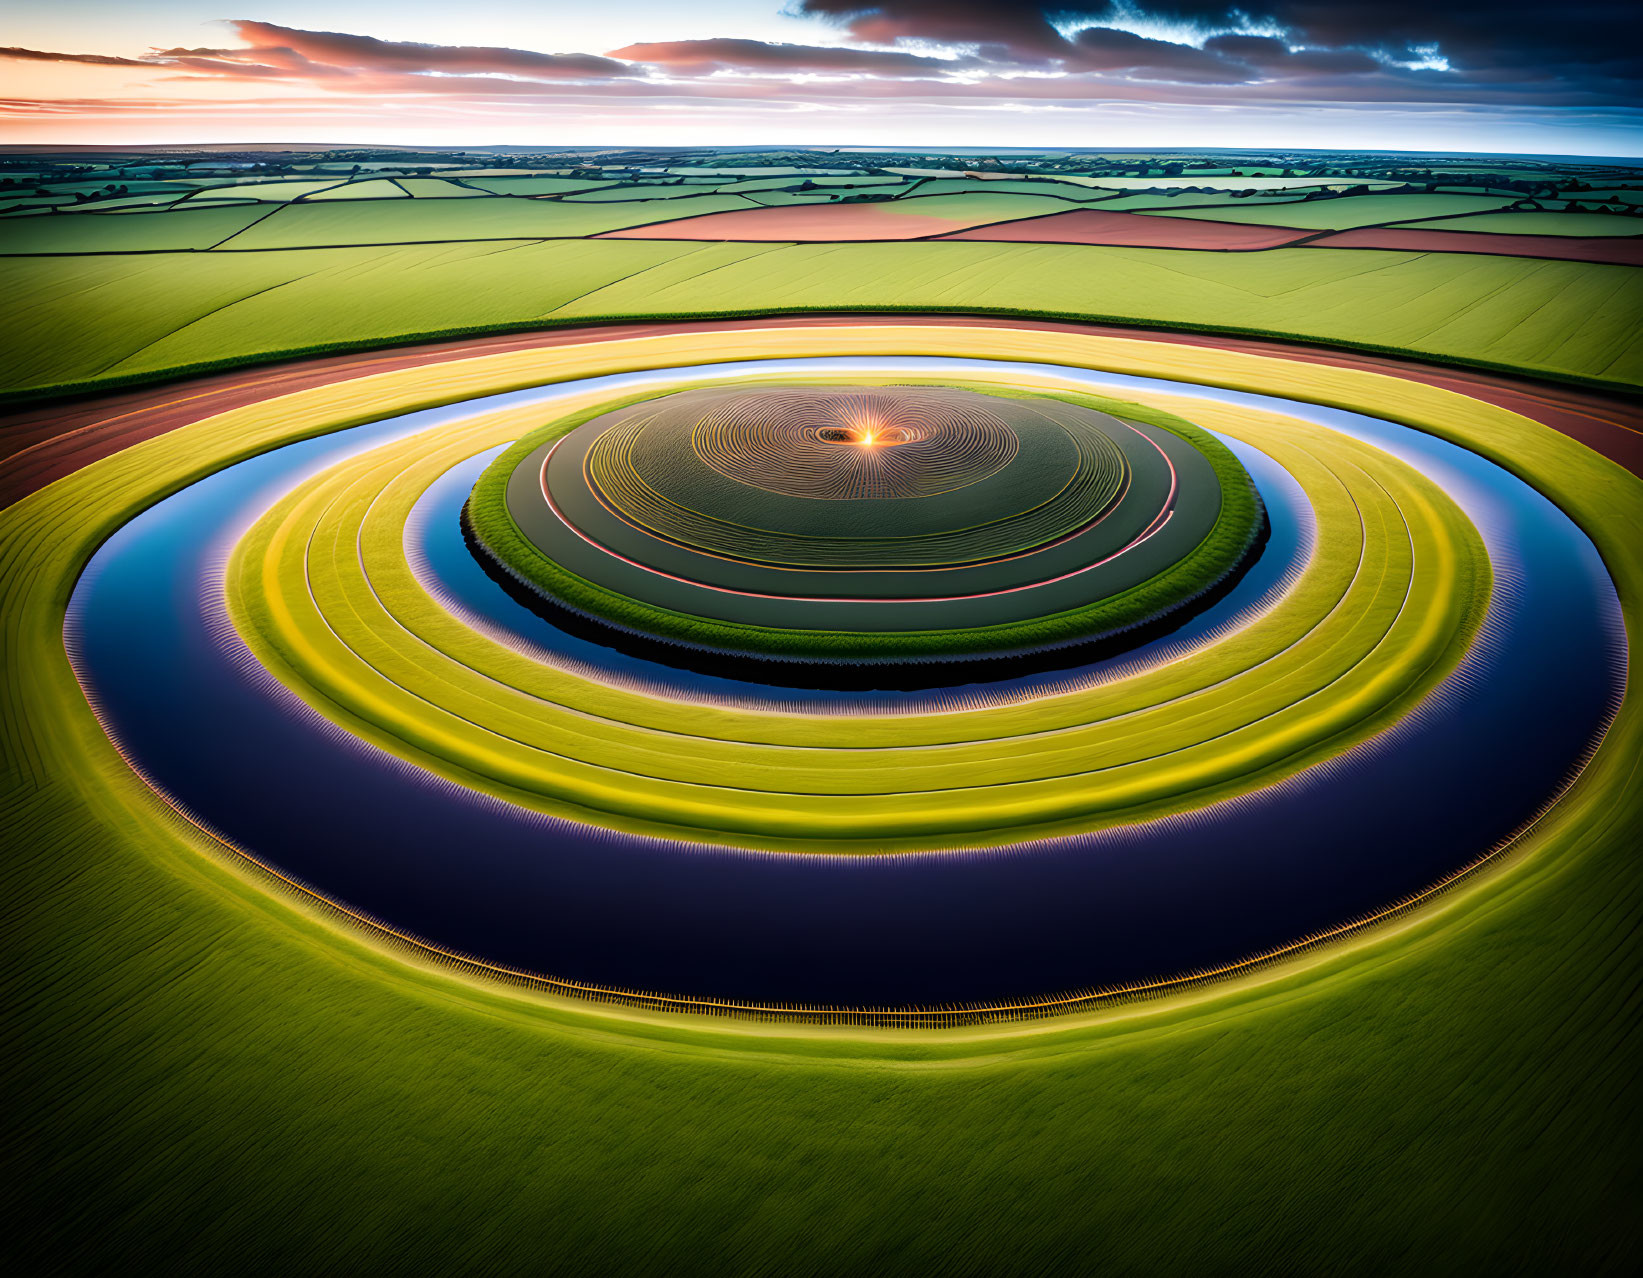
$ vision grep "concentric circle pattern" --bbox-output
[582,385,1122,561]
[32,321,1629,1025]
[470,380,1263,656]
[684,385,1022,501]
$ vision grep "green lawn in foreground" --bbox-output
[2,240,1639,398]
[3,342,1638,1273]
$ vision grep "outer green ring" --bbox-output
[466,378,1264,661]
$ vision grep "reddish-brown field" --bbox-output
[1309,226,1643,267]
[594,202,987,241]
[936,209,1314,250]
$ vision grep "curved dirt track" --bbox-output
[3,315,1639,511]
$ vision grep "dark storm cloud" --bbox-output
[1201,34,1379,77]
[799,1,1073,57]
[1065,27,1249,81]
[798,1,1642,100]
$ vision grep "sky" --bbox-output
[3,1,1640,155]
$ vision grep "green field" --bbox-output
[391,177,492,198]
[210,194,761,249]
[565,182,744,202]
[5,328,1638,1272]
[1086,176,1401,191]
[742,188,851,205]
[1151,192,1523,228]
[180,178,349,202]
[894,178,1113,201]
[4,240,1639,399]
[1086,190,1309,210]
[1392,210,1643,236]
[0,205,272,254]
[718,175,905,192]
[305,177,410,201]
[465,175,619,196]
[4,155,1639,405]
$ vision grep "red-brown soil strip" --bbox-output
[4,316,1639,513]
[1308,226,1643,267]
[936,209,1313,250]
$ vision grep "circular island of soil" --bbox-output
[465,380,1263,663]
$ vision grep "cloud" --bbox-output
[1065,27,1249,82]
[0,45,152,68]
[7,22,641,88]
[609,38,962,75]
[6,3,1639,138]
[1201,34,1379,77]
[224,21,635,79]
[799,1,1072,58]
[797,1,1641,91]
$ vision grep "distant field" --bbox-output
[1080,176,1400,191]
[743,189,857,206]
[306,178,409,201]
[1582,189,1643,205]
[897,178,1113,202]
[1088,191,1309,211]
[565,183,743,202]
[880,192,1085,220]
[212,193,760,249]
[180,179,346,202]
[939,209,1310,250]
[1313,228,1643,268]
[464,176,618,196]
[596,199,1068,241]
[717,175,904,192]
[1392,211,1643,236]
[1,156,1637,404]
[0,205,270,254]
[1153,193,1523,229]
